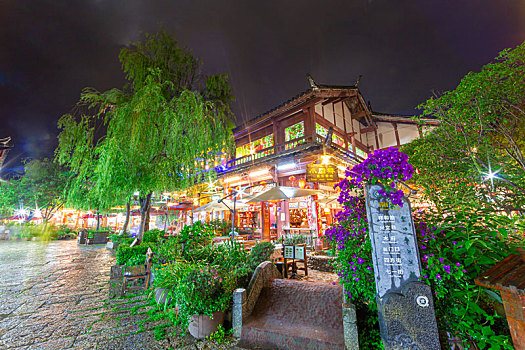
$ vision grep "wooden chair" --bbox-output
[121,248,154,295]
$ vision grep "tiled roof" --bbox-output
[235,82,359,132]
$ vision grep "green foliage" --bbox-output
[208,219,232,236]
[403,41,525,214]
[116,243,156,265]
[143,228,165,244]
[415,205,520,348]
[173,264,231,327]
[0,159,70,222]
[154,324,169,341]
[155,236,181,264]
[56,225,76,239]
[248,241,274,269]
[281,234,308,245]
[207,324,232,344]
[55,30,235,241]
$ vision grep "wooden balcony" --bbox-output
[224,134,367,173]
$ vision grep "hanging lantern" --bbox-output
[305,185,311,189]
[260,180,266,185]
[289,175,296,183]
[298,179,306,188]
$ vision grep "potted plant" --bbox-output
[174,263,230,339]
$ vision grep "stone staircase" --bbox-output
[238,278,345,350]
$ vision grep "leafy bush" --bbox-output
[173,264,231,326]
[208,219,232,236]
[143,228,165,243]
[56,225,76,239]
[155,237,181,264]
[116,243,156,265]
[414,207,519,348]
[325,147,521,348]
[281,234,308,245]
[248,241,274,269]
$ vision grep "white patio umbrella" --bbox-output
[247,186,322,202]
[192,199,248,212]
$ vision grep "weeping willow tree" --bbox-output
[56,31,235,241]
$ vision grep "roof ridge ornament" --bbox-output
[306,74,319,89]
[354,75,363,87]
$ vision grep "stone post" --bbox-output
[233,288,247,338]
[109,265,124,299]
[342,302,359,350]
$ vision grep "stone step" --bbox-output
[239,279,344,350]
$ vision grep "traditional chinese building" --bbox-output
[206,77,437,243]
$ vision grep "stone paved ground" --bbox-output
[0,240,242,350]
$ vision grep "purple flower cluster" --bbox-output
[346,147,414,206]
[325,148,415,302]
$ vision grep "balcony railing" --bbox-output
[225,134,367,170]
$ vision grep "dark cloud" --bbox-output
[0,0,524,166]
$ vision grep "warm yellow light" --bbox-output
[324,207,331,214]
[321,155,331,165]
[337,164,347,172]
[249,169,269,177]
[224,175,242,183]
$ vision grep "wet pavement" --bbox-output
[0,240,174,350]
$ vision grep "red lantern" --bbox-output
[289,175,296,182]
[260,180,266,185]
[298,179,306,188]
[305,185,311,189]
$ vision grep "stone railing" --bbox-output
[307,254,336,273]
[232,261,281,337]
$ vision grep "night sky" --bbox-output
[1,1,524,172]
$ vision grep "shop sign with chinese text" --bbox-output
[306,164,339,183]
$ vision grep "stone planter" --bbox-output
[188,311,224,339]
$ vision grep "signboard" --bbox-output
[306,164,339,183]
[283,244,305,260]
[283,245,294,259]
[365,184,440,349]
[365,185,421,297]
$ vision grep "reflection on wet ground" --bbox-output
[0,240,171,349]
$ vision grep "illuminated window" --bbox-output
[316,123,345,148]
[316,123,328,138]
[355,148,368,159]
[285,122,305,141]
[235,135,274,158]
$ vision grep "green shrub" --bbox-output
[143,228,165,244]
[57,225,76,239]
[281,234,308,245]
[248,241,274,269]
[116,243,156,265]
[155,237,181,263]
[208,219,232,236]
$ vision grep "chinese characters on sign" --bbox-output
[365,184,421,297]
[365,183,440,349]
[306,164,339,183]
[283,245,305,260]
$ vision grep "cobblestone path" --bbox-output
[0,240,175,350]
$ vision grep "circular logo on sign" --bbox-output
[416,295,429,307]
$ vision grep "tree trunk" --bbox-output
[144,210,150,232]
[121,199,131,235]
[137,192,152,243]
[96,208,101,231]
